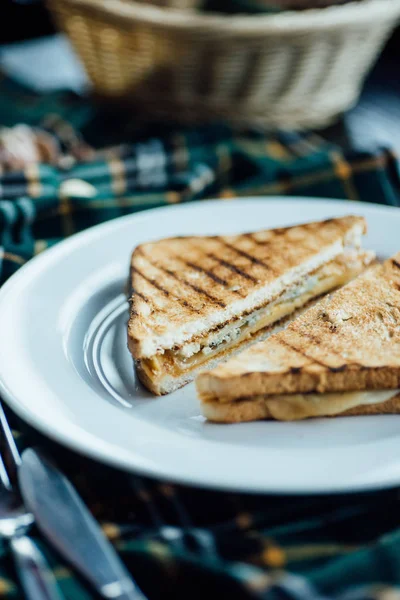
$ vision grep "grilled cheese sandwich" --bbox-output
[197,253,400,422]
[128,216,373,395]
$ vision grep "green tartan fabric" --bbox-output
[1,72,400,600]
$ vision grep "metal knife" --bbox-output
[18,448,147,600]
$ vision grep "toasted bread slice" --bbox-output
[197,253,400,421]
[128,216,366,359]
[128,215,372,395]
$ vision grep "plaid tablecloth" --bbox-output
[1,72,400,600]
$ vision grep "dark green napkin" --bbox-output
[1,72,400,599]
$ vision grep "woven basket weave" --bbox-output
[48,0,400,128]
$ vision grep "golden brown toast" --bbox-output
[127,215,374,395]
[128,215,366,360]
[196,253,400,420]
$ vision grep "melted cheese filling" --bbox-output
[140,266,355,381]
[202,389,400,422]
[265,389,400,420]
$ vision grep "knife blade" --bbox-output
[18,448,147,600]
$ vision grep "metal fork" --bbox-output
[0,401,63,600]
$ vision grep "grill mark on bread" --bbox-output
[219,239,274,272]
[131,288,169,316]
[269,228,287,236]
[131,266,171,297]
[243,230,295,249]
[132,290,148,302]
[300,332,321,346]
[392,259,400,270]
[278,338,330,369]
[135,247,227,308]
[129,262,169,317]
[182,238,258,288]
[180,258,241,292]
[149,262,227,308]
[243,233,266,246]
[294,330,359,372]
[296,332,388,373]
[243,232,282,246]
[128,263,136,299]
[283,330,372,374]
[130,266,196,311]
[239,220,336,247]
[129,264,162,313]
[206,253,258,283]
[183,241,249,295]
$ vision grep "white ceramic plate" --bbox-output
[1,197,400,494]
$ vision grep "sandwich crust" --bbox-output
[196,253,400,404]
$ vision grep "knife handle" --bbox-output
[10,534,64,600]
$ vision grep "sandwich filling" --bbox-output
[202,389,400,422]
[139,250,372,383]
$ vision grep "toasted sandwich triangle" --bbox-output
[196,252,400,409]
[128,215,366,360]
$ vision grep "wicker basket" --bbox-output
[260,0,357,7]
[129,0,202,10]
[116,0,354,11]
[48,0,400,128]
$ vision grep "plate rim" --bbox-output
[1,196,400,495]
